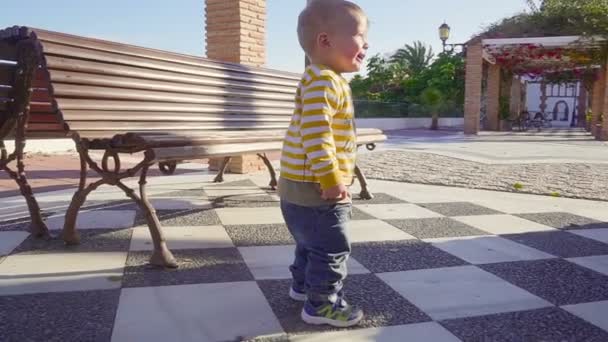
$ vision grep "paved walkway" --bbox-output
[359,128,608,201]
[2,168,608,341]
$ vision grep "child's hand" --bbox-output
[321,184,349,201]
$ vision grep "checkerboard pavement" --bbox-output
[2,175,608,342]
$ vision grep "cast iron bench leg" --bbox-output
[257,153,277,190]
[213,156,232,183]
[63,137,178,268]
[355,164,374,200]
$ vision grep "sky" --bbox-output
[1,0,529,75]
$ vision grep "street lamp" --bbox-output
[439,23,450,48]
[438,22,465,53]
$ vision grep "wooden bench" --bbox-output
[0,26,387,268]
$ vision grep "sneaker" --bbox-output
[301,298,364,327]
[289,286,307,301]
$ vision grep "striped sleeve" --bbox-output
[300,75,343,190]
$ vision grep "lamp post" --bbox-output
[438,22,465,53]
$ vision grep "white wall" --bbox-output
[356,117,464,131]
[4,139,75,154]
[525,83,578,127]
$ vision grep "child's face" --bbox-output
[326,12,369,73]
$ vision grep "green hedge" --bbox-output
[354,100,463,118]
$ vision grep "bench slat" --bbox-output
[30,102,55,113]
[34,28,300,81]
[46,57,297,95]
[29,113,61,123]
[51,84,295,108]
[31,88,51,103]
[55,98,293,115]
[49,70,296,101]
[149,133,386,162]
[152,142,284,161]
[67,120,291,132]
[26,123,65,131]
[42,43,299,88]
[78,129,288,141]
[134,128,382,140]
[61,110,291,122]
[123,128,383,148]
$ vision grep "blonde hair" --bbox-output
[297,0,366,56]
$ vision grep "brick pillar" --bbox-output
[591,68,606,137]
[205,0,268,174]
[205,0,266,66]
[464,43,483,135]
[510,76,522,119]
[577,85,587,128]
[486,64,501,131]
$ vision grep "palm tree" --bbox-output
[526,0,540,12]
[390,41,434,77]
[420,87,443,130]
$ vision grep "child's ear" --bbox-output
[317,32,331,48]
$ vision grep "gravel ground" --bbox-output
[358,150,608,201]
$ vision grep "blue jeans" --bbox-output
[280,200,352,302]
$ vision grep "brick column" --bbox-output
[591,68,605,137]
[205,0,268,174]
[486,64,501,131]
[510,76,522,119]
[205,0,266,66]
[464,43,483,135]
[577,85,587,128]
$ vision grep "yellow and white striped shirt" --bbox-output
[279,64,357,192]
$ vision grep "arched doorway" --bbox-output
[552,100,570,126]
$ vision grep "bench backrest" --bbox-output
[0,26,300,142]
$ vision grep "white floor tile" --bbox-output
[378,265,551,320]
[111,282,283,342]
[354,204,443,220]
[567,255,608,276]
[562,300,608,332]
[45,210,136,230]
[146,198,212,210]
[202,185,267,198]
[349,220,416,243]
[238,245,369,280]
[0,231,29,256]
[216,207,284,225]
[425,235,555,264]
[453,215,556,235]
[470,197,562,214]
[130,226,234,251]
[0,252,126,295]
[290,322,461,342]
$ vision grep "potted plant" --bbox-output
[585,110,593,132]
